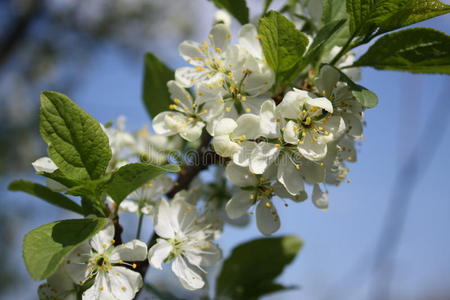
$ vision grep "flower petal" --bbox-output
[225,190,254,219]
[110,240,147,262]
[32,157,57,173]
[90,223,115,254]
[277,156,305,195]
[108,267,143,299]
[260,100,279,138]
[232,141,256,167]
[213,118,237,136]
[249,142,280,174]
[153,199,176,238]
[179,40,205,65]
[209,23,231,51]
[225,162,258,186]
[234,114,261,139]
[312,184,328,209]
[283,120,299,145]
[148,239,172,270]
[298,135,327,161]
[167,80,193,108]
[212,135,241,157]
[238,24,263,59]
[256,199,280,236]
[171,256,205,290]
[180,121,205,142]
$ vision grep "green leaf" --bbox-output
[370,0,450,33]
[347,0,450,36]
[23,218,108,280]
[355,27,450,74]
[65,175,111,199]
[106,163,180,204]
[39,91,112,181]
[142,52,174,119]
[259,11,309,75]
[325,65,378,108]
[322,0,347,24]
[39,170,81,189]
[208,0,249,24]
[216,235,302,300]
[8,180,83,215]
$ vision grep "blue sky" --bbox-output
[1,1,450,299]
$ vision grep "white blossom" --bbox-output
[38,266,76,300]
[119,175,173,215]
[148,197,221,290]
[65,223,147,300]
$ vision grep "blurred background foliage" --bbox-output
[1,1,450,299]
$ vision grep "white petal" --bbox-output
[119,200,139,213]
[238,24,263,59]
[260,100,279,138]
[152,112,178,136]
[277,90,304,119]
[234,114,261,139]
[312,184,328,209]
[316,65,340,96]
[172,256,205,290]
[209,23,231,51]
[298,135,328,161]
[213,118,237,136]
[277,157,305,195]
[343,113,363,137]
[225,190,254,219]
[225,162,258,187]
[110,240,147,262]
[302,161,326,184]
[249,142,280,174]
[256,199,280,236]
[108,267,143,299]
[153,199,176,238]
[64,243,91,285]
[283,120,299,145]
[175,67,203,88]
[90,223,115,254]
[180,121,205,142]
[212,135,241,158]
[179,40,205,65]
[32,157,57,173]
[167,80,193,108]
[306,97,334,113]
[232,141,256,167]
[82,272,114,300]
[148,239,172,270]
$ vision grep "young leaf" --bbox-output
[208,0,249,24]
[370,0,450,34]
[355,27,450,74]
[40,91,112,181]
[347,0,450,36]
[8,180,83,215]
[322,0,347,24]
[23,218,108,280]
[324,65,378,108]
[106,163,180,204]
[142,52,174,119]
[259,11,309,74]
[216,235,302,300]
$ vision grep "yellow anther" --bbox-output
[265,202,272,208]
[226,33,231,38]
[225,107,231,112]
[188,117,194,121]
[245,108,251,113]
[173,98,181,104]
[275,144,281,148]
[203,109,208,114]
[256,34,262,39]
[118,260,124,264]
[249,212,254,216]
[99,286,104,291]
[198,92,204,96]
[215,48,222,53]
[102,244,107,248]
[169,104,177,110]
[320,162,324,166]
[305,116,312,126]
[295,164,301,170]
[299,141,305,145]
[121,286,127,291]
[347,179,352,183]
[111,239,115,244]
[241,96,247,101]
[132,263,137,269]
[249,194,255,200]
[219,98,225,103]
[208,34,213,39]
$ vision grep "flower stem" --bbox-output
[136,213,144,240]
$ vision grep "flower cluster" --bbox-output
[151,20,364,236]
